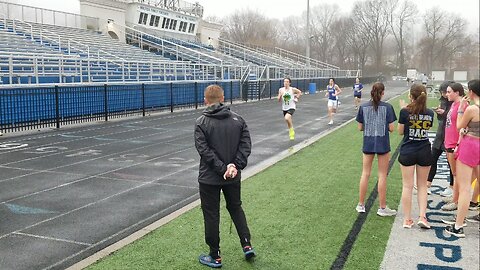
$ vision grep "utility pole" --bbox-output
[306,0,310,67]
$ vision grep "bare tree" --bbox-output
[222,9,278,47]
[344,17,370,71]
[309,4,339,63]
[420,8,467,74]
[278,16,305,55]
[330,17,350,67]
[353,0,391,73]
[386,0,417,74]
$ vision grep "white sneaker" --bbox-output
[427,188,432,195]
[328,120,333,125]
[377,206,397,217]
[440,188,453,197]
[356,204,365,213]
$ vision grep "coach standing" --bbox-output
[194,84,256,268]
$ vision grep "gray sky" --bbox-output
[6,0,480,32]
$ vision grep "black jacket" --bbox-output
[432,97,453,150]
[194,103,251,185]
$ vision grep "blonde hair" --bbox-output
[204,85,224,104]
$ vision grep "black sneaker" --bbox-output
[444,225,465,238]
[469,201,479,211]
[243,245,256,261]
[199,254,222,268]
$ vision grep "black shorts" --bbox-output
[363,151,389,155]
[283,109,295,116]
[398,147,433,166]
[354,94,362,98]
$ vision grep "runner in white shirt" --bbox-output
[278,78,302,140]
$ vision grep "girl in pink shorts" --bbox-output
[445,79,480,238]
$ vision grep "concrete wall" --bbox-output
[197,19,221,47]
[80,0,126,42]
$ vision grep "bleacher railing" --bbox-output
[218,38,294,68]
[122,23,224,65]
[0,0,99,30]
[0,52,250,85]
[273,47,339,70]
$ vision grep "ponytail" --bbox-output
[370,82,385,111]
[407,84,427,115]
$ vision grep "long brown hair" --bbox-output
[371,82,384,111]
[406,84,427,115]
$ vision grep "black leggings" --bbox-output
[427,147,454,186]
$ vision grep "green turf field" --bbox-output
[87,92,441,270]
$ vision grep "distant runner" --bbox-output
[325,78,342,125]
[353,77,363,110]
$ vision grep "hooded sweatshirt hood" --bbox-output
[203,103,231,119]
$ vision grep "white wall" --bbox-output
[453,71,468,81]
[197,19,221,47]
[80,0,126,42]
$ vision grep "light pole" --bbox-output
[306,0,310,67]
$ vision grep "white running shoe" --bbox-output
[356,204,365,213]
[328,120,333,125]
[377,206,397,217]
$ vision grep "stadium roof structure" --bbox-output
[114,0,204,17]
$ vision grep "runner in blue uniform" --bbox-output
[325,78,342,125]
[353,77,363,109]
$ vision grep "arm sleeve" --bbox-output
[194,123,226,175]
[356,106,364,123]
[398,109,407,124]
[388,105,397,123]
[234,120,252,170]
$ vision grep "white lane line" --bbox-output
[0,161,200,241]
[0,145,194,205]
[14,232,92,246]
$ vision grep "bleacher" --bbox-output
[0,18,220,85]
[0,1,358,87]
[128,25,248,66]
